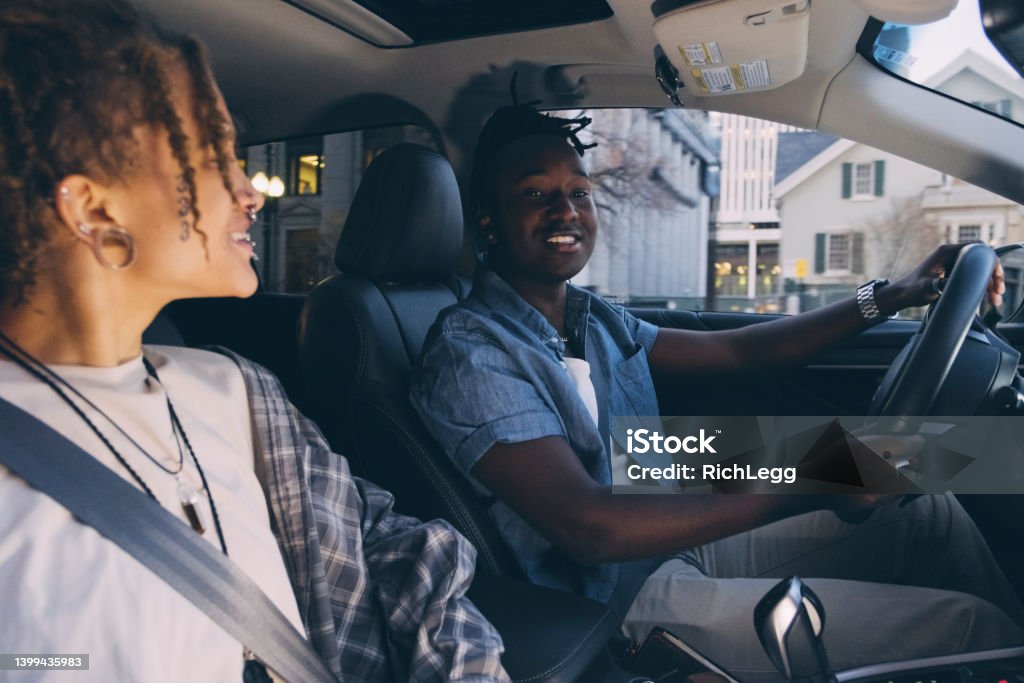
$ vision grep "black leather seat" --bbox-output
[297,143,519,575]
[161,294,309,410]
[297,143,627,683]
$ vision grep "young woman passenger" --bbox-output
[0,2,507,681]
[410,103,1024,679]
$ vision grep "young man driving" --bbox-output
[411,104,1023,680]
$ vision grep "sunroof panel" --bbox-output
[352,0,614,44]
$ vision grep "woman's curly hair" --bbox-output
[0,0,236,304]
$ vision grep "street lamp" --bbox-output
[251,171,270,194]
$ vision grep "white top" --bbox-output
[562,357,629,483]
[562,357,599,429]
[0,345,304,682]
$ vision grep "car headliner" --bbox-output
[134,0,1024,205]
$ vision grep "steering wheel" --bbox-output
[868,243,998,426]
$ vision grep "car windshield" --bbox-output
[867,2,1024,127]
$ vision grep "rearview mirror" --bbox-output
[980,0,1024,78]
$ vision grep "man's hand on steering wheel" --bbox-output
[877,242,1005,315]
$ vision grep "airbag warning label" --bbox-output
[680,41,723,66]
[692,59,771,94]
[693,66,736,93]
[740,60,771,88]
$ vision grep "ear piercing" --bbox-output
[76,223,136,270]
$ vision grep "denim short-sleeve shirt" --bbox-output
[411,266,664,602]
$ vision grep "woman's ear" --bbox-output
[53,175,116,242]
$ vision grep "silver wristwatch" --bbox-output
[855,278,890,325]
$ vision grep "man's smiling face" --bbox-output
[485,134,597,285]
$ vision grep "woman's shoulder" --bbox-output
[142,345,253,400]
[143,344,243,373]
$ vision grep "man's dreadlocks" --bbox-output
[469,97,597,214]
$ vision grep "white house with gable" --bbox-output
[774,50,1024,306]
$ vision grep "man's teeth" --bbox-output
[231,232,253,244]
[546,235,578,244]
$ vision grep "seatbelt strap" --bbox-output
[0,396,336,683]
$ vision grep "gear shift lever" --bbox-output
[753,576,836,683]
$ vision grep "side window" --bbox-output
[560,109,1022,317]
[242,125,440,293]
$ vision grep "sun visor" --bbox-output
[849,0,958,26]
[652,0,810,97]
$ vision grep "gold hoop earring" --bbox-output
[80,224,136,270]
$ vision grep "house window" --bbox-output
[957,224,982,242]
[842,160,884,199]
[294,155,323,195]
[815,231,864,275]
[827,233,851,271]
[853,163,873,197]
[287,139,324,195]
[942,219,1003,245]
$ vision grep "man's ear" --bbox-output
[53,174,117,242]
[471,204,490,227]
[472,208,498,245]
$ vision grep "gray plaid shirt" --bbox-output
[223,350,508,682]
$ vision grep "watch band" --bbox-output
[856,278,889,325]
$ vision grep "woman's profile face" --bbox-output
[486,134,597,285]
[95,65,261,303]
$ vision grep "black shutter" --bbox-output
[841,162,852,199]
[815,233,826,273]
[874,160,885,197]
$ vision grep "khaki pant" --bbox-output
[623,493,1024,681]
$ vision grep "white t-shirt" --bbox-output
[562,357,599,428]
[563,357,630,483]
[0,345,304,682]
